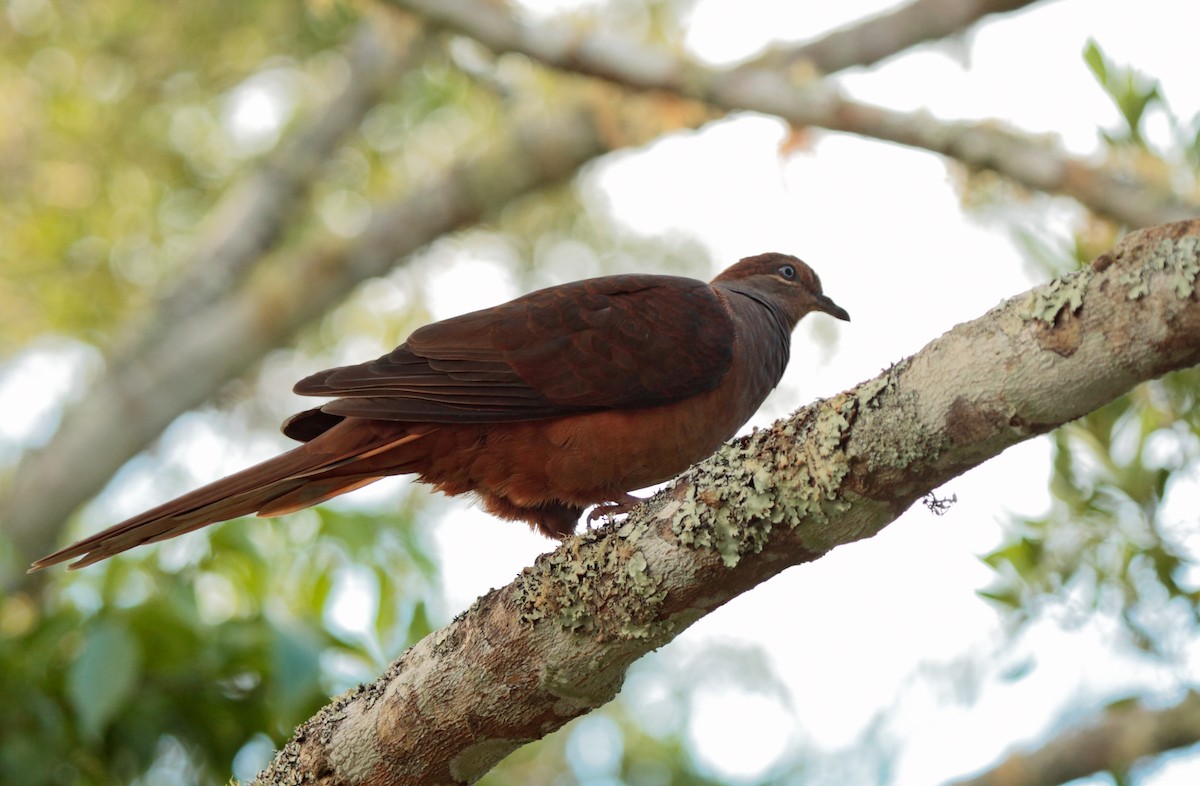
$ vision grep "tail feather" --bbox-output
[30,420,432,572]
[255,477,381,517]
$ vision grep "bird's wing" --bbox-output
[292,274,735,424]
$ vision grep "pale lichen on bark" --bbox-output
[669,394,856,567]
[1027,267,1095,324]
[1121,235,1200,300]
[512,525,669,639]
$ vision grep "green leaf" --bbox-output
[976,587,1022,611]
[982,536,1044,575]
[1083,39,1107,85]
[67,621,142,740]
[1081,39,1160,146]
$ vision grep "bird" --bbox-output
[30,252,849,571]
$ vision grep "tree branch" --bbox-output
[392,0,1199,228]
[947,691,1200,786]
[255,221,1200,784]
[2,81,712,571]
[743,0,1045,74]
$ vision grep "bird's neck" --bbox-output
[726,288,793,399]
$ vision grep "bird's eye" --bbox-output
[778,264,796,280]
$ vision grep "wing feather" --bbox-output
[290,273,734,430]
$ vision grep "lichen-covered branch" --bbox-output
[946,690,1200,786]
[3,83,711,572]
[256,221,1200,785]
[392,0,1199,228]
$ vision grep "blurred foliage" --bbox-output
[486,641,817,786]
[981,374,1200,653]
[0,496,439,784]
[956,41,1200,236]
[980,45,1200,662]
[487,703,729,786]
[0,0,360,349]
[1083,39,1161,149]
[1082,40,1200,191]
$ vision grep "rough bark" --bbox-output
[947,690,1200,786]
[393,0,1199,228]
[255,220,1200,785]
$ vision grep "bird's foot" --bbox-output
[587,493,645,525]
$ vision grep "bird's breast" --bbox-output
[426,356,773,510]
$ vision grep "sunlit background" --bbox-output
[2,0,1199,784]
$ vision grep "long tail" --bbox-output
[30,419,432,572]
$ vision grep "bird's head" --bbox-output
[711,252,850,326]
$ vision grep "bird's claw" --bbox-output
[587,493,645,525]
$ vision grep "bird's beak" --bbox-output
[816,294,850,322]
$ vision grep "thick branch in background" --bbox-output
[127,14,427,350]
[1,80,712,571]
[947,691,1200,786]
[393,0,1199,228]
[256,220,1200,785]
[744,0,1042,73]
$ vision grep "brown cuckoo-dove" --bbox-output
[31,252,848,571]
